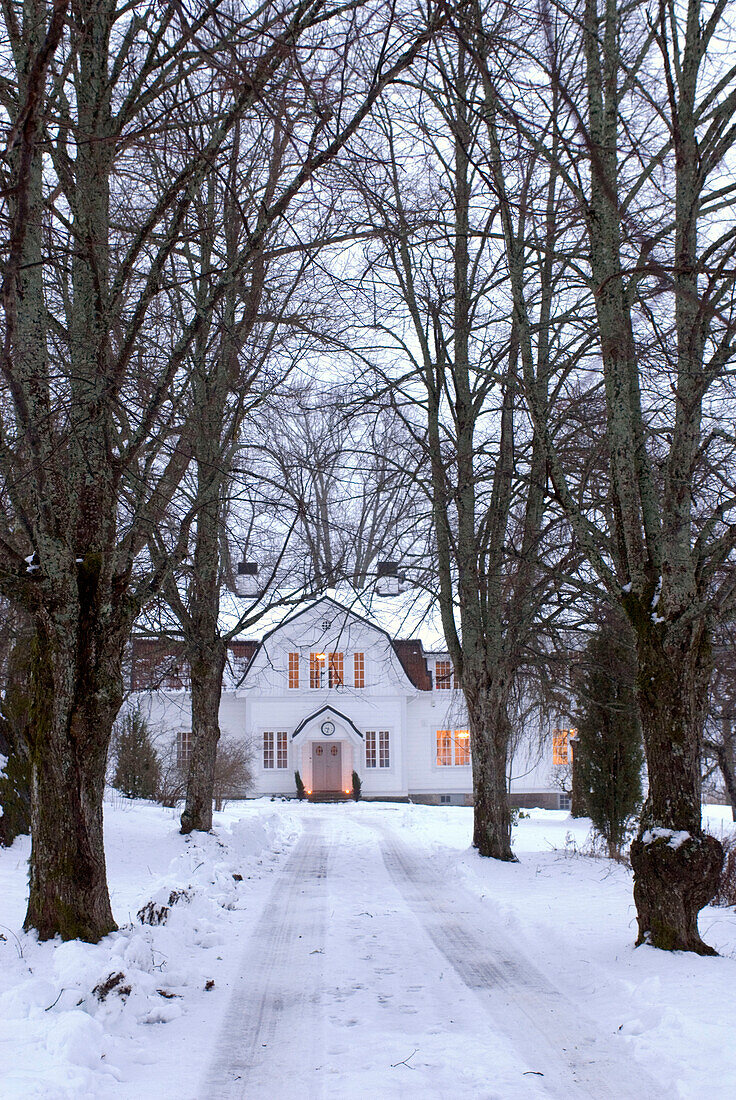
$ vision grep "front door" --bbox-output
[312,742,342,792]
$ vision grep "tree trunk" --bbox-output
[715,721,736,823]
[570,737,586,818]
[180,643,227,834]
[466,677,516,860]
[628,619,722,954]
[25,607,123,942]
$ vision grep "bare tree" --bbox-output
[467,0,736,949]
[348,33,568,859]
[0,0,449,941]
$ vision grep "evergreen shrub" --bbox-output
[112,704,161,800]
[574,609,643,857]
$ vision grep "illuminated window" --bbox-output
[379,730,390,768]
[435,660,451,689]
[436,729,469,766]
[177,729,192,768]
[328,652,344,688]
[310,652,326,688]
[453,729,470,766]
[436,729,452,766]
[435,660,458,690]
[264,731,288,769]
[553,729,573,765]
[288,652,299,689]
[365,729,376,768]
[354,652,365,688]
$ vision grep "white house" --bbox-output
[131,596,570,807]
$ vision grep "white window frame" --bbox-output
[263,730,288,770]
[366,729,390,769]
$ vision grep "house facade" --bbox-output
[131,596,569,807]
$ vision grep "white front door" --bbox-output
[312,742,342,792]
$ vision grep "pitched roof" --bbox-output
[392,639,432,691]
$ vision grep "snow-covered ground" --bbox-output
[0,797,734,1098]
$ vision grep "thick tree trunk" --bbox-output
[466,679,516,860]
[628,620,722,954]
[25,606,124,942]
[180,644,228,834]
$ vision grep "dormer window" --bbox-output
[435,660,458,690]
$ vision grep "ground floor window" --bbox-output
[436,729,470,766]
[365,729,390,768]
[552,728,573,765]
[177,729,192,768]
[263,730,288,769]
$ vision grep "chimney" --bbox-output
[376,561,400,597]
[235,561,260,598]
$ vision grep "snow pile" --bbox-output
[0,797,302,1099]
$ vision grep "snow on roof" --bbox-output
[220,585,448,651]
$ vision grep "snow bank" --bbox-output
[0,796,302,1098]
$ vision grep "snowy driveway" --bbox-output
[200,809,661,1099]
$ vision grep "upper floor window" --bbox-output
[310,652,326,688]
[435,659,458,690]
[264,730,288,769]
[354,652,365,688]
[436,729,470,766]
[328,652,344,687]
[288,652,299,689]
[177,729,193,768]
[553,728,574,765]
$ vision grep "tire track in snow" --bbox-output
[379,828,664,1100]
[200,824,330,1099]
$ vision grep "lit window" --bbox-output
[263,731,274,769]
[328,652,344,688]
[453,729,470,766]
[310,652,326,688]
[354,652,365,688]
[552,729,572,765]
[177,729,192,768]
[436,729,469,766]
[435,660,458,689]
[276,731,287,769]
[436,729,452,766]
[366,729,376,768]
[288,652,299,689]
[379,730,390,768]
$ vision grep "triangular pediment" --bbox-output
[292,705,363,741]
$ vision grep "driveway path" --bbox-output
[200,809,662,1099]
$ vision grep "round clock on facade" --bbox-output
[321,720,335,737]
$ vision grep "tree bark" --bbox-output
[465,676,515,859]
[628,610,722,954]
[25,594,125,942]
[180,643,228,834]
